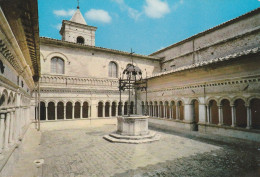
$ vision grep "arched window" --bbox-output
[109,61,118,78]
[77,36,85,44]
[51,57,64,74]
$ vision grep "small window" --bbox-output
[51,57,64,74]
[77,36,85,44]
[109,62,118,78]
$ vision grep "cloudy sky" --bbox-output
[39,0,260,55]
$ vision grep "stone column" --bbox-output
[176,105,179,120]
[45,106,48,120]
[158,105,160,118]
[64,106,66,120]
[4,111,11,150]
[102,106,105,117]
[21,107,24,126]
[209,106,212,124]
[26,107,29,125]
[0,112,6,153]
[110,105,112,117]
[72,105,75,119]
[96,105,99,117]
[153,106,155,117]
[218,106,223,125]
[160,105,162,118]
[184,104,192,122]
[246,106,252,129]
[20,107,23,129]
[55,105,57,121]
[9,109,15,145]
[12,108,17,143]
[169,106,172,119]
[231,105,236,127]
[88,106,91,118]
[17,106,21,140]
[166,106,168,118]
[80,105,83,119]
[199,104,206,123]
[115,105,118,117]
[163,106,166,118]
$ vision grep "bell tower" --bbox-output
[59,3,97,46]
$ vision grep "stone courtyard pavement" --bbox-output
[12,119,260,177]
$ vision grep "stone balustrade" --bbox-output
[40,75,119,88]
[0,106,30,154]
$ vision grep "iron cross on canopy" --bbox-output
[77,0,80,9]
[130,48,135,65]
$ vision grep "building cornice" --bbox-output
[146,75,260,94]
[0,0,41,82]
[149,47,260,79]
[40,87,121,94]
[40,37,161,61]
[0,7,35,89]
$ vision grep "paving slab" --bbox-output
[11,119,260,177]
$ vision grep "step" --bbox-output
[109,131,157,140]
[103,134,160,144]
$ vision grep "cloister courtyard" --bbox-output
[11,119,260,177]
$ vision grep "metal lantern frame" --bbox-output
[119,63,148,117]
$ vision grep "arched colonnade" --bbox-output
[142,96,260,130]
[0,88,31,154]
[40,100,135,120]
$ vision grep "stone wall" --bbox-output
[40,39,161,78]
[151,8,260,72]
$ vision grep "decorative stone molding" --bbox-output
[151,47,260,78]
[147,76,260,94]
[0,39,21,74]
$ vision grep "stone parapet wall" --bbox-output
[40,74,119,90]
[199,124,260,142]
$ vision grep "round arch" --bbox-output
[76,36,85,44]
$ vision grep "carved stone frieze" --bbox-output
[0,39,21,73]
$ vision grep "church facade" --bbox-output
[39,7,160,121]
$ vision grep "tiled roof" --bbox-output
[149,47,260,79]
[70,9,87,25]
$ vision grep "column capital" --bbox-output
[0,113,6,119]
[0,110,7,114]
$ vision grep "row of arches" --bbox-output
[40,100,135,120]
[40,101,90,120]
[142,100,185,120]
[143,97,260,130]
[0,87,31,154]
[97,101,134,117]
[208,98,260,129]
[0,89,30,108]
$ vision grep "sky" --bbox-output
[39,0,260,55]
